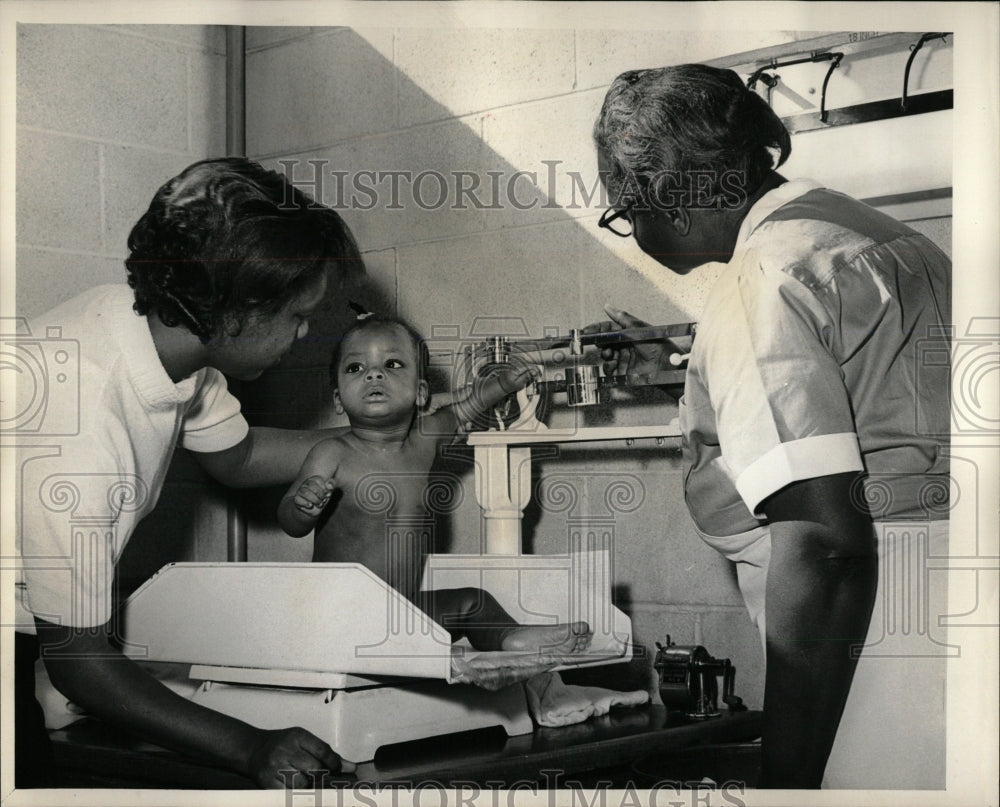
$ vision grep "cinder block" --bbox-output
[246,26,321,51]
[246,28,396,156]
[187,49,228,158]
[593,470,744,608]
[698,608,765,709]
[394,214,723,356]
[602,602,763,707]
[15,247,123,319]
[528,471,597,556]
[17,25,188,149]
[480,88,608,230]
[396,28,576,127]
[107,25,226,52]
[357,247,397,315]
[262,121,490,252]
[101,147,203,256]
[395,219,602,336]
[576,232,727,334]
[16,131,101,252]
[576,30,801,91]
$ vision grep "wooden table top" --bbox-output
[50,706,762,790]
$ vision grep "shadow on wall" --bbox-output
[237,27,699,428]
[233,26,701,552]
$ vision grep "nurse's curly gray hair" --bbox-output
[126,157,364,342]
[594,65,791,209]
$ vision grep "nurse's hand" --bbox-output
[582,305,675,378]
[247,726,355,789]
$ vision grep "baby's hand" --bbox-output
[293,474,336,515]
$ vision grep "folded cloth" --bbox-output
[525,671,649,727]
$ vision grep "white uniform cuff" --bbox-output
[736,432,863,515]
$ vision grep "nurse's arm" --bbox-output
[758,471,878,789]
[35,617,345,787]
[193,426,337,488]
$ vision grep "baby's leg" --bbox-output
[425,588,591,654]
[424,588,517,651]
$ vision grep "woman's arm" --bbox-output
[193,427,342,489]
[36,617,345,788]
[759,471,878,788]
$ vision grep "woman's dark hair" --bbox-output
[329,315,429,388]
[126,157,364,341]
[594,64,791,208]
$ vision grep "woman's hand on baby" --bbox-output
[582,305,674,378]
[293,474,336,514]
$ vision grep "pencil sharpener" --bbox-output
[654,635,746,720]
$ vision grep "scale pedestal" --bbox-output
[467,422,682,553]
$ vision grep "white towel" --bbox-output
[525,671,649,727]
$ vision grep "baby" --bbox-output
[278,315,592,676]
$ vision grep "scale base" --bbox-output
[191,677,533,764]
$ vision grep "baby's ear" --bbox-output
[333,390,345,415]
[416,380,430,410]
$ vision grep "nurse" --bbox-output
[589,65,951,789]
[13,157,363,788]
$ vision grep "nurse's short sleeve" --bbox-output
[705,263,863,513]
[181,368,249,452]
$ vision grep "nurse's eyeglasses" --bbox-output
[597,204,634,238]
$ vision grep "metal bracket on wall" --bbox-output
[781,88,953,135]
[747,51,843,124]
[737,32,953,135]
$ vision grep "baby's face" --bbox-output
[334,323,426,426]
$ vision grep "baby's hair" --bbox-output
[126,157,364,342]
[329,314,430,387]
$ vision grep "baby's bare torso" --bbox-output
[312,429,447,598]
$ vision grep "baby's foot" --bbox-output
[500,621,592,655]
[452,654,562,691]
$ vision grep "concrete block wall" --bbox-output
[14,24,228,592]
[12,24,955,708]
